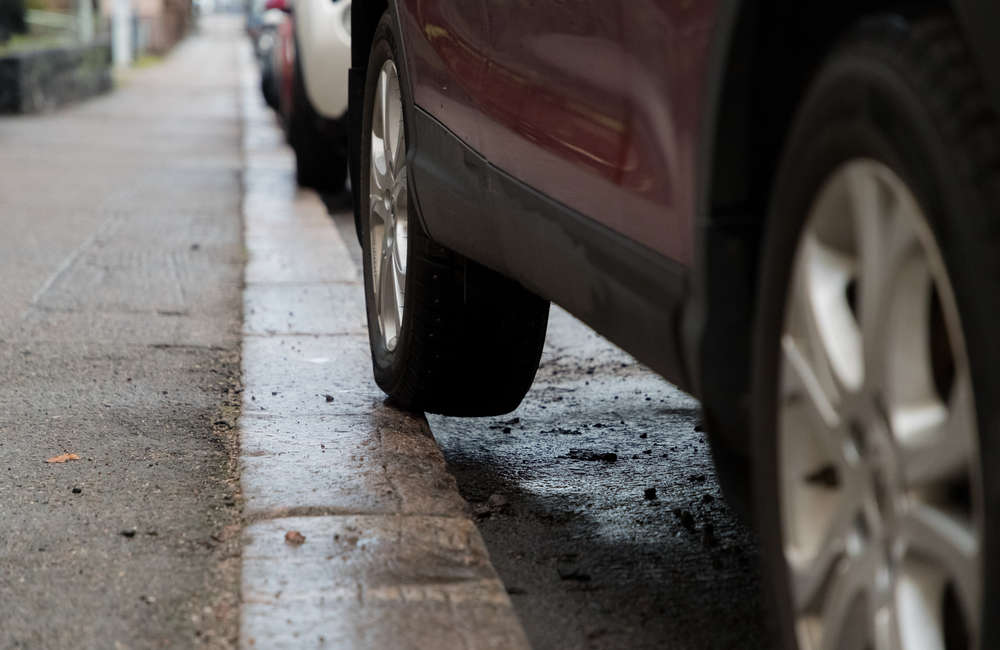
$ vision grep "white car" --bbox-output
[287,0,351,190]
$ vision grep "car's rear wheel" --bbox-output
[359,13,549,416]
[753,14,1000,650]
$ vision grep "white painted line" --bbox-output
[236,43,529,649]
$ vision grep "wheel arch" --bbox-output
[349,0,389,234]
[690,0,995,464]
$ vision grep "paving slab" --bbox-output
[241,409,469,518]
[242,516,528,649]
[241,335,379,416]
[243,284,367,336]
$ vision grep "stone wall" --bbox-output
[0,39,111,113]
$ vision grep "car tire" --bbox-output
[752,14,1000,650]
[359,12,550,417]
[261,61,278,111]
[288,33,347,192]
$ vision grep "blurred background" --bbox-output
[0,0,225,113]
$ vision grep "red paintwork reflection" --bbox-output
[404,0,626,186]
[399,0,717,266]
[274,15,295,124]
[478,50,627,186]
[399,0,490,151]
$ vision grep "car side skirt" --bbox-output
[409,107,693,393]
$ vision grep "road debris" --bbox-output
[673,508,696,531]
[45,453,80,463]
[284,530,306,546]
[565,449,617,462]
[472,493,510,519]
[556,565,591,582]
[702,523,718,548]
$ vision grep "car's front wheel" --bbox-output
[359,13,549,416]
[753,14,1000,650]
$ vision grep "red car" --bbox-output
[349,3,1000,648]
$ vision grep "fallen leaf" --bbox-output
[284,530,306,546]
[46,453,80,463]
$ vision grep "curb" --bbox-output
[236,43,529,649]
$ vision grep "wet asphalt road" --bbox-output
[430,311,771,650]
[330,209,771,649]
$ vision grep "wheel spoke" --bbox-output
[846,165,890,371]
[369,197,388,285]
[849,169,922,392]
[390,244,405,327]
[369,193,389,226]
[819,550,877,650]
[378,237,398,342]
[370,69,392,191]
[391,163,407,209]
[897,374,972,488]
[378,69,393,183]
[392,169,408,265]
[385,77,404,174]
[789,233,861,398]
[897,503,979,629]
[896,563,948,650]
[872,603,904,650]
[370,141,391,193]
[781,334,846,463]
[788,482,864,613]
[782,333,841,431]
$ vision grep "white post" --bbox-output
[112,0,132,67]
[77,0,95,43]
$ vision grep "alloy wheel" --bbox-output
[368,59,408,352]
[778,160,982,650]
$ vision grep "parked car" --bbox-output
[263,1,295,126]
[349,2,1000,649]
[254,7,286,111]
[262,0,351,191]
[246,0,268,51]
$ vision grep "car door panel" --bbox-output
[477,1,632,248]
[397,0,490,151]
[474,0,715,266]
[619,0,716,266]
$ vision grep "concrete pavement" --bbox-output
[0,16,244,649]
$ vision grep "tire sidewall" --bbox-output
[753,31,1000,650]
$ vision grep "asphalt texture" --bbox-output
[0,17,244,649]
[427,311,771,650]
